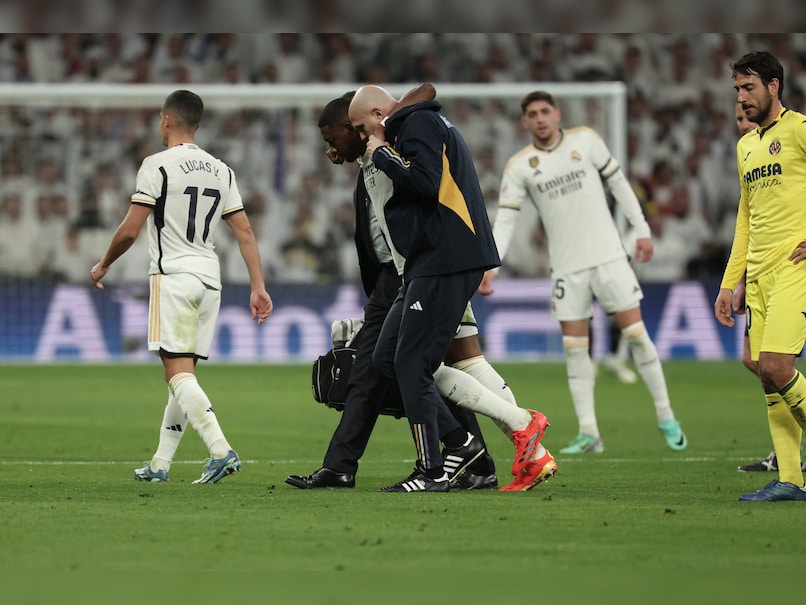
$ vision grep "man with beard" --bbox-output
[715,51,806,501]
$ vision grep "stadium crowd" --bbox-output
[1,33,805,285]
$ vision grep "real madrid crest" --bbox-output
[529,156,540,168]
[571,150,582,162]
[769,138,781,155]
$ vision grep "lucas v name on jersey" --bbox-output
[179,159,220,177]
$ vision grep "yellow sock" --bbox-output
[766,388,803,486]
[781,371,806,433]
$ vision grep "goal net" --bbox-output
[0,81,628,362]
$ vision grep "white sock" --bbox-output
[433,364,531,435]
[564,336,599,437]
[169,372,231,459]
[622,322,674,422]
[452,355,518,406]
[151,390,186,472]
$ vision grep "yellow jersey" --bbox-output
[721,106,806,288]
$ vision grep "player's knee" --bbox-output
[620,321,646,342]
[168,371,195,393]
[757,361,795,392]
[562,335,589,353]
[563,336,594,380]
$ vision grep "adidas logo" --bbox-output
[409,300,423,311]
[515,433,540,465]
[443,453,466,476]
[165,424,183,432]
[401,479,427,492]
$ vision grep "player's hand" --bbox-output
[90,262,108,290]
[714,287,735,327]
[789,241,806,264]
[634,237,654,263]
[731,279,746,315]
[366,133,388,157]
[251,289,273,325]
[326,147,344,165]
[478,269,496,296]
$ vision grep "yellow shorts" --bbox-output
[745,259,806,360]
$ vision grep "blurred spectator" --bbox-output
[626,132,652,182]
[33,193,68,277]
[629,211,689,282]
[3,33,806,284]
[566,33,618,81]
[619,43,659,100]
[0,147,33,196]
[530,35,571,81]
[651,106,690,168]
[127,52,153,83]
[656,51,702,114]
[98,34,133,83]
[644,160,680,217]
[0,192,41,278]
[50,223,93,283]
[314,34,357,82]
[499,219,552,279]
[320,199,359,283]
[33,158,74,219]
[371,33,417,82]
[151,34,200,83]
[476,146,502,216]
[661,186,720,279]
[267,33,311,84]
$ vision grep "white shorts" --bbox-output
[551,258,643,322]
[148,273,221,359]
[454,301,479,339]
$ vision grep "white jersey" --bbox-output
[358,151,406,275]
[131,143,243,290]
[495,127,649,277]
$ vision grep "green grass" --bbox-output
[1,361,804,597]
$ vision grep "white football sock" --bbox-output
[622,321,674,422]
[169,372,231,459]
[151,389,186,472]
[433,363,531,434]
[564,336,599,437]
[452,355,518,406]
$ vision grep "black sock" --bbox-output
[442,427,467,449]
[423,465,445,480]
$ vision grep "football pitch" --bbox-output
[1,360,803,595]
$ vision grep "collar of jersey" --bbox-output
[532,129,564,152]
[756,106,788,139]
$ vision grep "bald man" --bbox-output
[349,85,501,492]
